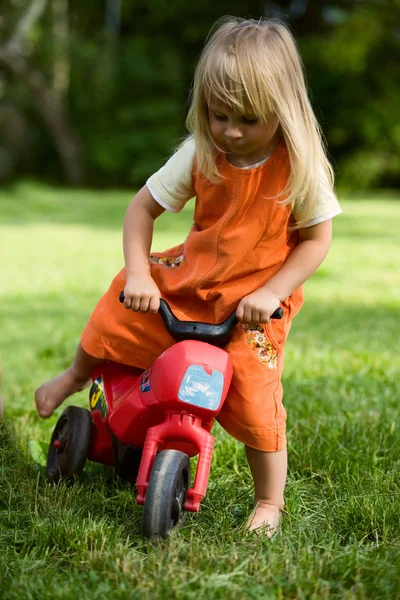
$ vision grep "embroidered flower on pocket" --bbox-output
[242,324,278,369]
[149,253,184,268]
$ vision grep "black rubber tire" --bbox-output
[143,450,190,539]
[46,406,92,483]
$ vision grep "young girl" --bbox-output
[36,17,341,536]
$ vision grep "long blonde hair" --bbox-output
[185,16,336,225]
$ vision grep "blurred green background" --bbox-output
[1,0,399,189]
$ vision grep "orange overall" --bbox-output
[81,141,303,451]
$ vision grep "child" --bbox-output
[36,17,341,536]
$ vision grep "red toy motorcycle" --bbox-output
[46,296,282,539]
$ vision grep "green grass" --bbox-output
[1,180,400,599]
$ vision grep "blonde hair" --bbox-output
[185,16,336,225]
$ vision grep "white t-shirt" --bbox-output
[146,138,342,228]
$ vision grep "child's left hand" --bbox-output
[236,287,281,324]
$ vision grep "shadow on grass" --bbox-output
[333,213,400,240]
[0,181,195,234]
[289,300,399,353]
[2,182,399,234]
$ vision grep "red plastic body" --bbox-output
[87,340,233,511]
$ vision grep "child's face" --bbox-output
[208,101,279,166]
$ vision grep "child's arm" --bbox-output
[236,219,332,323]
[122,185,165,313]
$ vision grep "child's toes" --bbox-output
[35,388,53,418]
[246,505,281,537]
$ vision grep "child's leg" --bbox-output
[245,446,287,536]
[35,343,103,418]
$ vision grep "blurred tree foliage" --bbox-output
[0,0,399,188]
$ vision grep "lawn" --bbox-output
[1,181,400,599]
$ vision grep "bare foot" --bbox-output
[35,368,90,418]
[246,501,281,537]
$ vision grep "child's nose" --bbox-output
[225,125,243,139]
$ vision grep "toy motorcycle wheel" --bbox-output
[143,450,190,539]
[46,406,92,483]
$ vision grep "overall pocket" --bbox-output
[264,296,293,352]
[149,243,185,268]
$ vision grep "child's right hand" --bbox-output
[123,274,161,313]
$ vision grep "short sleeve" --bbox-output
[292,177,342,228]
[146,138,195,213]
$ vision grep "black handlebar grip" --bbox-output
[271,307,283,319]
[119,292,283,319]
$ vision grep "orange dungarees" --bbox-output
[81,140,303,451]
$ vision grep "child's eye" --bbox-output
[242,117,258,124]
[214,114,227,121]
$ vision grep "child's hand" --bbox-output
[123,274,161,313]
[236,287,281,324]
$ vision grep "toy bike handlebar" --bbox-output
[119,292,283,346]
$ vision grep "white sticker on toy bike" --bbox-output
[178,365,224,410]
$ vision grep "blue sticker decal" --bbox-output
[178,365,224,410]
[89,376,108,418]
[140,369,151,392]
